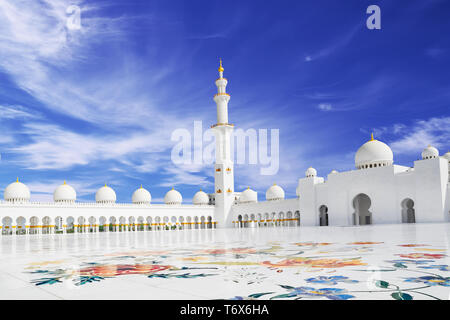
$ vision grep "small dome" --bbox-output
[132,186,151,204]
[239,187,257,204]
[266,184,285,201]
[193,190,209,205]
[305,167,317,177]
[95,185,116,203]
[4,178,30,202]
[164,188,182,205]
[422,145,439,160]
[355,134,393,169]
[53,181,76,203]
[442,151,450,161]
[330,170,339,174]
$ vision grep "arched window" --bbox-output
[352,193,372,225]
[319,205,329,226]
[401,198,415,223]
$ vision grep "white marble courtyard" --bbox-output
[0,223,449,300]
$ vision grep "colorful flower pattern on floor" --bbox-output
[18,229,450,300]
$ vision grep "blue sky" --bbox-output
[0,0,449,203]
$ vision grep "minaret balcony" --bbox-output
[213,93,230,97]
[211,123,234,128]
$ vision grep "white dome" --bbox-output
[422,145,439,160]
[53,181,76,203]
[305,167,317,177]
[95,185,116,203]
[193,190,209,205]
[164,188,182,205]
[4,179,30,202]
[266,184,285,201]
[355,134,393,169]
[442,151,450,161]
[132,186,151,204]
[239,187,257,204]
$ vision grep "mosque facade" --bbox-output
[1,62,449,235]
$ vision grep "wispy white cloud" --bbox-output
[0,105,40,120]
[317,103,333,111]
[158,165,213,188]
[9,121,185,170]
[0,0,164,127]
[303,25,360,62]
[389,117,450,155]
[425,47,445,59]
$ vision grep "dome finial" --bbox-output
[140,184,142,189]
[218,58,224,74]
[370,132,374,141]
[63,180,66,185]
[16,177,19,182]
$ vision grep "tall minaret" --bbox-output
[212,58,234,228]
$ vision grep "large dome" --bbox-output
[95,185,116,203]
[193,190,209,205]
[53,181,76,203]
[164,188,182,205]
[422,145,439,160]
[266,184,285,201]
[132,186,151,204]
[239,187,257,204]
[4,179,30,202]
[355,134,393,169]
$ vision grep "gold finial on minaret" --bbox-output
[370,133,374,141]
[63,180,66,185]
[140,184,142,189]
[218,58,224,73]
[16,177,19,182]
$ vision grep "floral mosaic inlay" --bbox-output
[21,233,450,300]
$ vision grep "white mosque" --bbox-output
[1,61,449,235]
